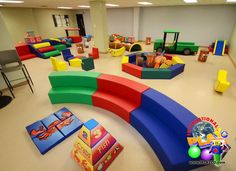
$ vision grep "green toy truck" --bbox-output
[154,30,199,55]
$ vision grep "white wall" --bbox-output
[229,22,236,65]
[139,5,236,46]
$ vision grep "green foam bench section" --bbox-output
[43,50,60,58]
[142,68,172,79]
[48,71,101,105]
[54,44,67,52]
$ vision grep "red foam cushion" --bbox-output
[19,54,36,61]
[122,63,142,78]
[38,46,55,53]
[15,44,31,56]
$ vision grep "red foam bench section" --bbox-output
[15,43,36,61]
[122,63,143,78]
[68,36,82,43]
[38,46,55,53]
[92,74,149,122]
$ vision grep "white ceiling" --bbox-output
[0,0,235,9]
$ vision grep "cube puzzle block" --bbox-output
[57,115,83,137]
[72,142,123,171]
[74,132,116,165]
[26,121,47,139]
[78,119,107,148]
[54,107,73,120]
[81,57,95,71]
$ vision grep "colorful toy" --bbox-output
[198,49,209,62]
[108,46,125,57]
[136,53,144,67]
[76,43,84,54]
[208,42,228,54]
[122,52,185,79]
[89,47,99,59]
[154,30,199,55]
[65,28,82,43]
[213,40,227,56]
[69,58,82,67]
[214,69,230,93]
[50,57,67,71]
[26,107,83,154]
[72,119,123,171]
[15,43,36,61]
[146,37,151,45]
[62,49,74,61]
[48,71,205,171]
[24,30,42,44]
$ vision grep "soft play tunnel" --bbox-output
[48,71,204,171]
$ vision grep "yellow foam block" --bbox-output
[50,38,61,42]
[214,69,230,93]
[69,58,82,67]
[159,63,169,68]
[50,57,67,71]
[33,42,50,49]
[172,56,185,65]
[121,56,129,64]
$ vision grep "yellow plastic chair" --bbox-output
[214,69,230,93]
[50,57,67,71]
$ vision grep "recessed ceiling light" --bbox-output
[78,5,90,8]
[0,0,24,3]
[138,2,153,5]
[226,0,236,2]
[57,6,73,9]
[184,0,198,3]
[105,3,120,7]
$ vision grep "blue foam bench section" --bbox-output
[128,53,137,63]
[169,64,185,78]
[130,88,199,171]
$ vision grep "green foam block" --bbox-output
[43,50,60,58]
[48,87,95,105]
[54,44,67,52]
[49,71,101,88]
[142,68,172,79]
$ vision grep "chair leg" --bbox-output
[21,68,34,93]
[1,72,15,98]
[23,64,34,86]
[2,72,13,91]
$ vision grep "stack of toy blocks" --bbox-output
[26,107,83,154]
[72,119,123,171]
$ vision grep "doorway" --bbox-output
[76,14,86,36]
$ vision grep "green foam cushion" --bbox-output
[43,50,60,58]
[142,68,172,79]
[49,71,101,88]
[54,44,67,51]
[48,87,95,105]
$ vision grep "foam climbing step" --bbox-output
[38,46,55,53]
[142,68,172,79]
[48,87,96,105]
[54,44,67,52]
[33,42,51,49]
[48,71,101,88]
[43,50,61,58]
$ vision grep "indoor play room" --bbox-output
[0,0,236,171]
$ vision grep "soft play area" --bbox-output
[0,1,236,171]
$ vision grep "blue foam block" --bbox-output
[56,115,83,137]
[26,121,47,139]
[54,107,73,121]
[131,108,193,171]
[84,119,98,130]
[215,40,224,56]
[169,64,185,78]
[128,53,136,63]
[141,89,197,141]
[41,114,61,129]
[33,127,65,154]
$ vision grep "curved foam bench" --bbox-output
[122,53,185,79]
[48,71,203,171]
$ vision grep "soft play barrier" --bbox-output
[48,71,204,171]
[122,53,185,79]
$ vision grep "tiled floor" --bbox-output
[0,42,235,171]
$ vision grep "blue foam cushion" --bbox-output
[26,121,47,139]
[169,64,185,78]
[56,115,83,137]
[33,127,65,154]
[41,114,60,129]
[54,107,73,121]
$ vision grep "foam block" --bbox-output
[26,121,47,139]
[142,68,172,79]
[81,57,95,71]
[43,50,61,58]
[56,115,83,137]
[54,44,67,52]
[122,63,142,78]
[38,46,55,53]
[41,114,61,129]
[33,127,65,154]
[128,53,137,63]
[169,64,185,78]
[33,42,51,49]
[54,107,73,120]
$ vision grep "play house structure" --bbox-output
[154,30,199,55]
[72,119,123,171]
[65,28,82,43]
[122,52,185,79]
[47,71,206,171]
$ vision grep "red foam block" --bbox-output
[68,36,82,43]
[122,63,142,78]
[38,46,55,53]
